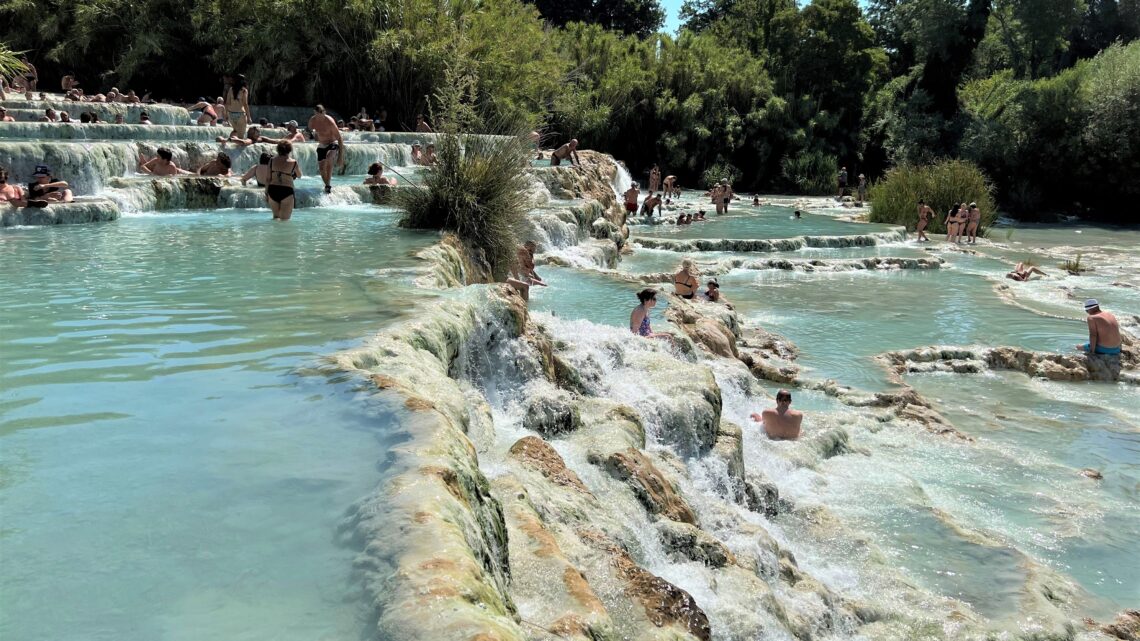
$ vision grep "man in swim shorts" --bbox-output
[750,389,803,440]
[1076,299,1122,355]
[550,139,580,167]
[623,182,640,217]
[309,104,345,194]
[640,191,662,217]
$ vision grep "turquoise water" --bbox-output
[630,206,896,239]
[0,208,436,641]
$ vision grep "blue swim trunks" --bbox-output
[1083,343,1122,355]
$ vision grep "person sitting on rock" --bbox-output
[1005,262,1047,282]
[410,142,424,165]
[26,165,74,204]
[138,111,153,125]
[422,143,438,166]
[694,210,706,221]
[138,148,189,176]
[630,288,673,343]
[751,389,803,440]
[45,108,58,122]
[1076,299,1122,355]
[0,106,13,122]
[197,152,232,176]
[113,114,125,124]
[364,162,397,186]
[1,167,30,208]
[673,258,699,300]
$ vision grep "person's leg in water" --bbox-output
[277,193,295,221]
[319,148,334,193]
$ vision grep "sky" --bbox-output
[662,0,686,34]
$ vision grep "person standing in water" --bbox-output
[750,389,803,440]
[223,74,251,138]
[944,203,960,243]
[649,164,661,192]
[837,166,847,199]
[308,104,345,194]
[1076,299,1122,355]
[966,202,981,244]
[662,175,678,198]
[640,191,663,217]
[916,200,933,242]
[623,182,640,216]
[718,178,734,215]
[265,141,301,221]
[630,289,672,342]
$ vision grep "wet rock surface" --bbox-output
[599,448,699,525]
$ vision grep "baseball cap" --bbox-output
[33,165,51,177]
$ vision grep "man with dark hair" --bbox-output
[750,389,803,440]
[308,104,344,193]
[415,113,433,133]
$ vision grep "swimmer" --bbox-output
[216,125,263,145]
[704,280,732,308]
[197,152,232,176]
[694,210,706,221]
[1005,262,1047,281]
[752,197,760,207]
[794,210,802,219]
[673,258,699,300]
[1075,299,1122,355]
[750,389,803,440]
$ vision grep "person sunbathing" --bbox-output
[1005,262,1047,281]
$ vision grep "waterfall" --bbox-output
[610,158,633,202]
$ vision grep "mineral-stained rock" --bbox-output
[656,519,735,567]
[601,448,698,525]
[522,388,583,436]
[578,529,713,641]
[508,436,592,495]
[1100,609,1140,640]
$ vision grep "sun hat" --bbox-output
[1084,299,1099,310]
[286,120,298,127]
[33,165,51,177]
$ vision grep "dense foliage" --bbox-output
[868,160,997,232]
[2,0,1138,220]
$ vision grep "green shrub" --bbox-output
[395,131,533,281]
[780,150,837,195]
[700,162,743,190]
[868,160,997,234]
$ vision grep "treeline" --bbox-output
[2,0,1138,220]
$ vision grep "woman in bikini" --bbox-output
[944,203,960,243]
[966,202,981,244]
[629,289,672,342]
[266,141,301,221]
[673,258,699,300]
[188,97,219,126]
[915,200,932,242]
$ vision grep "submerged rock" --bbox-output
[1,198,120,226]
[877,342,1139,384]
[522,388,583,436]
[656,519,735,567]
[600,448,698,525]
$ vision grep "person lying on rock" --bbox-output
[1005,262,1047,281]
[27,165,74,204]
[1076,299,1122,355]
[751,389,803,440]
[197,152,232,177]
[216,125,264,146]
[138,148,190,176]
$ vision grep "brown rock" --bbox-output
[601,448,698,525]
[1101,609,1140,640]
[508,436,592,495]
[1080,468,1104,480]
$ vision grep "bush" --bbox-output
[780,150,837,195]
[868,160,997,233]
[396,131,533,281]
[700,162,743,190]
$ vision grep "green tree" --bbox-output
[528,0,665,36]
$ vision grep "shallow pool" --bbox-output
[0,208,437,641]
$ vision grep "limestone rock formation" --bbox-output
[522,388,583,436]
[1,198,120,226]
[508,436,592,494]
[600,448,699,525]
[656,519,736,567]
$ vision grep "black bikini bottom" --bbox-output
[266,184,294,203]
